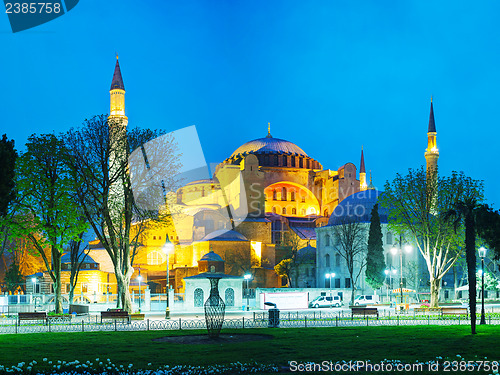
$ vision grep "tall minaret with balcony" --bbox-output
[359,146,367,191]
[424,98,439,175]
[108,56,128,225]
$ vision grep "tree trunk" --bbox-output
[430,277,441,308]
[465,214,477,334]
[115,268,133,313]
[52,253,63,314]
[351,284,355,306]
[69,287,74,305]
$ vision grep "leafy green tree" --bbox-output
[67,232,90,304]
[65,116,181,312]
[4,261,23,293]
[381,167,483,308]
[7,134,88,313]
[365,204,386,290]
[274,258,294,287]
[0,134,17,263]
[476,205,500,258]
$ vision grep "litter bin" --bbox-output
[268,308,280,328]
[264,302,280,328]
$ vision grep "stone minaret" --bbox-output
[424,98,439,175]
[108,56,128,226]
[359,146,367,191]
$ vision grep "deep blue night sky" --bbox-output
[1,1,499,207]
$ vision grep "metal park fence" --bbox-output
[0,311,498,335]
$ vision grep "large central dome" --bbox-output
[231,136,308,158]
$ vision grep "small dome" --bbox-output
[296,245,316,263]
[328,190,388,226]
[231,136,308,158]
[199,251,224,262]
[201,229,248,241]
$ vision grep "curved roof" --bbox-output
[296,245,316,263]
[231,136,308,158]
[201,229,248,242]
[328,189,388,226]
[199,251,224,262]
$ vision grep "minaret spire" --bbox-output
[109,56,127,119]
[266,122,272,138]
[359,146,367,191]
[425,98,439,175]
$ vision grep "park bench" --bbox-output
[18,312,47,325]
[414,307,442,315]
[100,309,130,323]
[351,307,379,319]
[441,307,468,318]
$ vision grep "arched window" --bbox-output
[282,207,287,215]
[272,206,277,214]
[291,156,296,167]
[282,155,287,166]
[386,232,393,245]
[281,187,287,201]
[291,191,296,201]
[301,208,306,216]
[210,265,216,273]
[224,288,235,306]
[335,253,341,267]
[194,288,204,307]
[299,158,303,168]
[324,209,329,217]
[292,208,297,215]
[325,254,330,267]
[273,190,277,200]
[147,251,164,266]
[325,234,330,246]
[274,155,279,166]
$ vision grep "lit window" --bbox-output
[281,187,287,201]
[282,207,286,215]
[147,250,165,266]
[291,191,296,201]
[325,254,330,267]
[292,208,297,215]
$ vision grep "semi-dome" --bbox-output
[328,190,388,226]
[201,229,248,241]
[231,136,308,158]
[296,245,316,263]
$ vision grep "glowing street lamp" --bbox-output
[32,277,37,312]
[244,273,252,311]
[162,236,175,319]
[478,246,487,325]
[137,273,142,312]
[325,273,335,303]
[391,242,412,305]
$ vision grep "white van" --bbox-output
[309,295,342,308]
[353,295,380,305]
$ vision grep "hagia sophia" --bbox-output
[85,57,382,295]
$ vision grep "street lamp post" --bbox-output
[32,277,37,312]
[384,270,389,302]
[137,273,142,312]
[384,268,397,304]
[244,274,252,311]
[325,273,335,303]
[162,236,174,319]
[391,240,412,308]
[479,246,487,325]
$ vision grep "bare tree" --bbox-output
[65,115,181,312]
[331,218,367,306]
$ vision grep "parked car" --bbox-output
[309,296,342,308]
[353,295,380,305]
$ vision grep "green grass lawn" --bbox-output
[0,325,499,373]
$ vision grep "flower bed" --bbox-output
[0,358,280,374]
